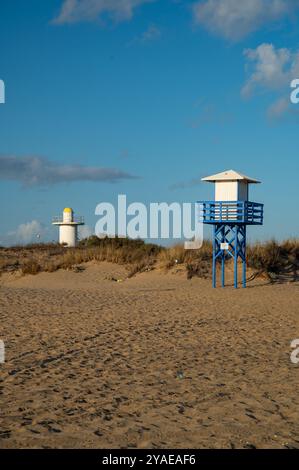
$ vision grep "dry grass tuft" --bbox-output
[247,239,299,283]
[21,260,41,275]
[0,237,162,277]
[0,237,298,284]
[158,244,187,269]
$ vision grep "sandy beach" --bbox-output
[0,262,298,449]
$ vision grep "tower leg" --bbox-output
[212,225,216,288]
[234,224,238,289]
[242,226,247,288]
[211,223,247,289]
[221,225,225,288]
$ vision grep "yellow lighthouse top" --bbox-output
[63,207,73,213]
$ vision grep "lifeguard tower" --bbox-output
[52,207,84,247]
[199,170,264,288]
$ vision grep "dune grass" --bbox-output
[0,237,298,283]
[247,239,299,282]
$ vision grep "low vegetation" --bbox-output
[0,237,298,283]
[247,239,299,283]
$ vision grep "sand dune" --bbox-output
[0,261,298,449]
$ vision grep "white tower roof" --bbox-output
[202,169,261,184]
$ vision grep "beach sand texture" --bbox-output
[0,261,298,449]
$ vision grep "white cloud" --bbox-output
[267,97,289,118]
[127,23,161,46]
[140,24,161,42]
[192,0,298,41]
[2,221,47,246]
[242,43,299,117]
[53,0,154,25]
[241,43,292,97]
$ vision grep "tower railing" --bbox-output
[198,201,263,225]
[52,216,85,224]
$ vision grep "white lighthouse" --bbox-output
[52,207,84,247]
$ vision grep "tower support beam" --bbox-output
[212,223,247,289]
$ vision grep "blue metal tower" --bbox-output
[199,170,264,289]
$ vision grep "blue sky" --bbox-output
[0,0,299,245]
